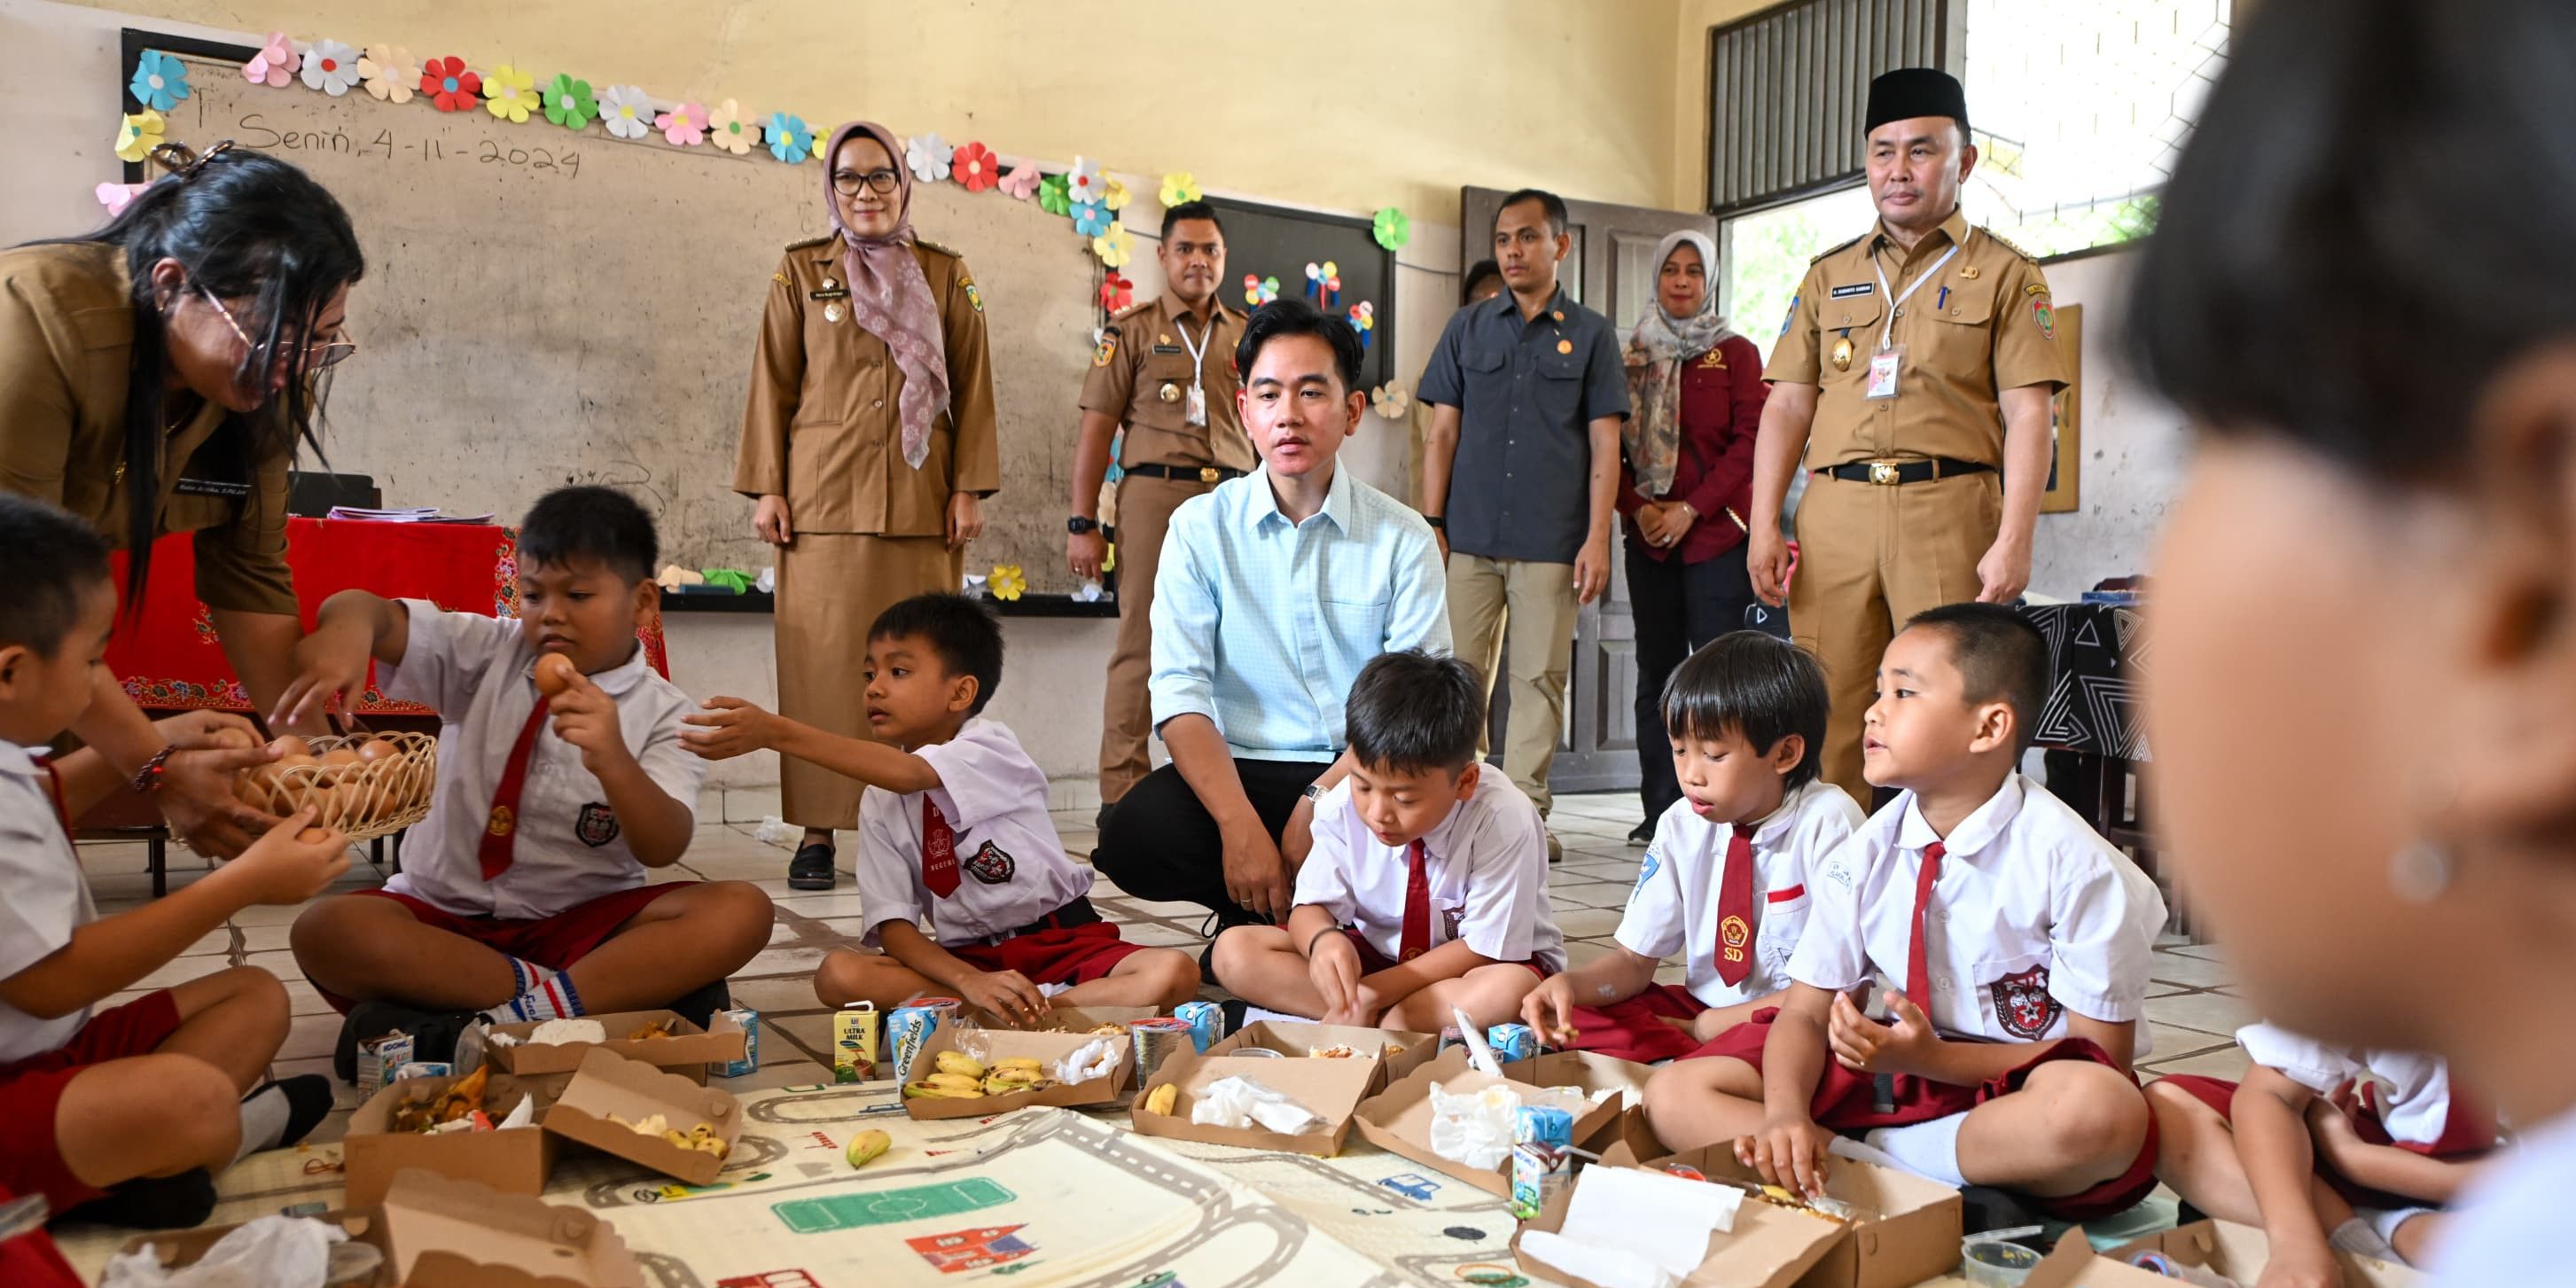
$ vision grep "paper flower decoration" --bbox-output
[420,57,480,113]
[1071,199,1112,238]
[1072,580,1104,604]
[113,111,165,164]
[905,132,954,183]
[1159,172,1201,206]
[243,33,299,88]
[1037,173,1072,215]
[1092,227,1132,268]
[482,64,535,123]
[1347,301,1376,351]
[706,98,758,154]
[767,113,814,164]
[95,182,150,216]
[1372,207,1410,251]
[356,45,414,105]
[998,158,1041,200]
[1243,274,1279,306]
[1066,157,1104,205]
[597,85,652,139]
[129,50,191,112]
[952,141,999,191]
[1103,178,1130,212]
[301,40,359,96]
[656,102,707,146]
[1099,270,1133,314]
[1370,382,1411,419]
[1305,261,1342,308]
[543,74,597,130]
[988,564,1026,603]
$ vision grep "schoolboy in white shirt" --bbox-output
[1643,603,2168,1223]
[1211,650,1562,1032]
[685,593,1199,1024]
[1524,632,1861,1064]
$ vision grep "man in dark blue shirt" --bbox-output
[1418,190,1629,856]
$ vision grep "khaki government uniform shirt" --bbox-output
[1764,209,2068,468]
[0,242,297,614]
[1077,293,1254,473]
[733,233,1002,534]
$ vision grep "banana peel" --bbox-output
[1144,1082,1178,1117]
[846,1128,891,1168]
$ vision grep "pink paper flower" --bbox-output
[656,102,708,146]
[242,32,299,88]
[998,157,1041,200]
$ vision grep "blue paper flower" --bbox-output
[130,50,191,112]
[767,112,814,164]
[1071,199,1112,238]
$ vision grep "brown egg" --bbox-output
[270,735,311,759]
[277,753,321,771]
[235,769,276,806]
[320,747,363,768]
[297,827,335,845]
[355,738,400,762]
[534,652,580,699]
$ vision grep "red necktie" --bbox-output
[32,755,70,836]
[1399,839,1432,961]
[1713,831,1756,986]
[476,697,550,881]
[923,797,960,898]
[1904,841,1946,1011]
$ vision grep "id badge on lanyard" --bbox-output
[1177,317,1213,427]
[1866,240,1962,402]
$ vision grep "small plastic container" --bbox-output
[1963,1235,2043,1286]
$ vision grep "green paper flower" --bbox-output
[543,73,597,130]
[1372,207,1410,251]
[1038,173,1072,216]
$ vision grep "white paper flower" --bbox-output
[905,131,954,183]
[598,84,652,140]
[1066,156,1103,205]
[1370,382,1412,419]
[299,39,360,96]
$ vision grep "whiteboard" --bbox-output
[144,44,1099,589]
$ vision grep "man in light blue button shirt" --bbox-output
[1093,300,1449,932]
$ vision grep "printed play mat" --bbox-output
[52,1081,1548,1288]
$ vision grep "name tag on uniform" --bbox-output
[1866,347,1902,400]
[173,476,253,499]
[1830,283,1875,300]
[808,287,849,301]
[1151,344,1183,355]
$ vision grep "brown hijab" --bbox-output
[823,120,948,470]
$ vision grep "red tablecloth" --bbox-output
[105,519,669,715]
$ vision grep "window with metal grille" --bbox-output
[1706,0,1962,216]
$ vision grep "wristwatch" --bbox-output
[1422,515,1446,530]
[1303,781,1327,802]
[1066,516,1100,535]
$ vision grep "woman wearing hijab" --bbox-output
[733,121,1001,890]
[1617,231,1767,843]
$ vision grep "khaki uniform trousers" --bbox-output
[775,533,963,829]
[1097,473,1219,803]
[1446,552,1581,816]
[1789,470,2002,804]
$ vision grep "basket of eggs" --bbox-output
[230,729,439,845]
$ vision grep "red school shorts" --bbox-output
[1562,983,1712,1065]
[314,884,692,1013]
[2154,1074,2492,1212]
[948,921,1151,987]
[1345,929,1551,980]
[1691,1006,2160,1222]
[0,990,185,1211]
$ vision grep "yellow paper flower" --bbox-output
[1103,177,1130,212]
[1092,226,1132,268]
[113,110,165,163]
[706,98,759,156]
[989,564,1026,602]
[1104,543,1115,574]
[1159,172,1201,206]
[483,64,536,123]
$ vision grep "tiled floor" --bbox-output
[80,789,2244,1147]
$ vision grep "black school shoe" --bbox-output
[332,1001,482,1084]
[62,1168,215,1229]
[788,843,838,890]
[245,1074,336,1151]
[1628,820,1655,847]
[662,980,733,1030]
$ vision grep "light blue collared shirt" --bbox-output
[1149,463,1450,760]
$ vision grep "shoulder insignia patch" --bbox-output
[785,234,831,253]
[962,277,983,313]
[771,271,791,286]
[1979,226,2039,262]
[1092,332,1118,368]
[914,236,962,258]
[1808,232,1866,264]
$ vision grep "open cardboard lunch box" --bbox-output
[1351,1046,1625,1198]
[343,1068,566,1207]
[1599,1139,1963,1288]
[483,1008,749,1083]
[1127,1044,1386,1157]
[541,1048,745,1186]
[899,1021,1135,1120]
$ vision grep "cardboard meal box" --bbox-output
[1503,1050,1657,1144]
[1208,1019,1440,1088]
[1510,1166,1846,1288]
[344,1068,563,1207]
[121,1170,643,1287]
[1127,1047,1385,1157]
[1352,1047,1624,1198]
[1601,1140,1963,1288]
[542,1048,744,1186]
[485,1008,749,1081]
[2094,1220,2429,1288]
[900,1019,1134,1120]
[1037,1003,1162,1034]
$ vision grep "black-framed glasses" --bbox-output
[199,287,358,371]
[831,168,902,197]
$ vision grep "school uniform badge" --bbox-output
[576,802,621,848]
[1719,914,1752,967]
[1440,906,1466,941]
[964,840,1015,885]
[1989,964,2061,1039]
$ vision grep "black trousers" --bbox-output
[1091,756,1331,923]
[1628,539,1759,824]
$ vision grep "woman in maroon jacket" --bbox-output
[1618,230,1767,843]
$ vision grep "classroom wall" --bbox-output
[2026,247,2187,599]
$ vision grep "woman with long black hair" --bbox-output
[0,142,365,855]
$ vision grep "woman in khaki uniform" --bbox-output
[0,143,365,856]
[735,121,1001,890]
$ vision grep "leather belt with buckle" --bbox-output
[1816,457,1995,486]
[1124,464,1245,485]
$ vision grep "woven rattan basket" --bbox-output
[230,730,439,844]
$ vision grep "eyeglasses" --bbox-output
[831,168,902,197]
[198,287,358,371]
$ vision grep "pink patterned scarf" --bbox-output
[824,120,949,470]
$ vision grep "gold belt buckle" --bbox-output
[1198,466,1220,484]
[1868,460,1901,486]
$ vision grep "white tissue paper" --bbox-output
[1190,1076,1323,1135]
[496,1093,535,1130]
[527,1018,606,1046]
[753,816,800,847]
[1523,1166,1745,1288]
[1054,1036,1120,1085]
[1427,1080,1524,1169]
[1071,580,1104,603]
[101,1214,346,1288]
[755,566,776,593]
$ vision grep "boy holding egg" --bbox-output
[280,487,775,1079]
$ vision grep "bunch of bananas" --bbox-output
[902,1051,1058,1100]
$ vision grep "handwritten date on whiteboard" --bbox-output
[231,113,582,180]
